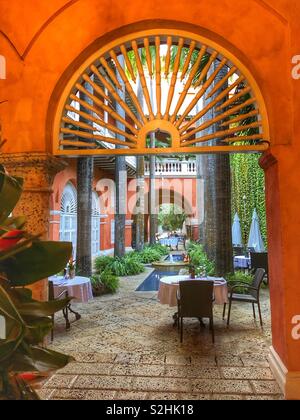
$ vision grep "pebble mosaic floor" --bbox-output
[39,269,283,400]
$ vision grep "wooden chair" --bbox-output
[177,280,215,343]
[48,280,70,342]
[250,252,269,282]
[233,246,244,256]
[224,268,266,327]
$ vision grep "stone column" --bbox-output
[1,152,67,301]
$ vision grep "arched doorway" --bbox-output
[47,23,298,398]
[60,182,77,255]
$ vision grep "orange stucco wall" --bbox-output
[50,165,199,252]
[1,0,300,379]
[0,0,293,153]
[50,159,133,252]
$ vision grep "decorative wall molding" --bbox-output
[269,346,300,400]
[254,0,288,25]
[0,0,80,60]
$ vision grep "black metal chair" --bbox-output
[250,252,269,282]
[177,280,215,343]
[223,268,266,327]
[233,246,244,256]
[248,246,256,253]
[48,280,70,342]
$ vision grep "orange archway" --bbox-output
[1,1,300,399]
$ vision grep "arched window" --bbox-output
[92,192,101,256]
[111,219,115,245]
[60,183,77,255]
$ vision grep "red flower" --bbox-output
[18,373,38,382]
[0,230,25,251]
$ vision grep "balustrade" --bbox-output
[144,160,196,176]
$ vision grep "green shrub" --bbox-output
[135,247,162,264]
[94,255,114,272]
[94,254,145,277]
[226,272,254,294]
[101,269,120,293]
[91,274,104,296]
[109,257,127,276]
[94,245,168,277]
[132,244,169,264]
[91,270,120,295]
[149,244,169,256]
[187,242,215,276]
[122,255,145,275]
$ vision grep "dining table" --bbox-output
[158,275,229,307]
[159,237,180,248]
[234,255,251,269]
[49,275,93,304]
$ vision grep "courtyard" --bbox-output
[39,270,282,400]
[1,0,300,401]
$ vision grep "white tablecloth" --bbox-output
[158,275,228,307]
[234,255,251,269]
[159,238,179,247]
[49,276,93,303]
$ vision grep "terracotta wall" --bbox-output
[50,163,199,252]
[1,0,300,382]
[0,0,292,154]
[51,159,133,252]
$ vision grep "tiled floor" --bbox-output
[39,269,283,400]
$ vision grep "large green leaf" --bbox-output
[1,241,72,286]
[24,317,54,345]
[18,298,72,318]
[10,347,74,373]
[0,286,25,363]
[10,286,71,316]
[0,216,27,235]
[0,170,23,225]
[0,285,24,325]
[10,288,33,303]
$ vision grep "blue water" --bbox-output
[165,254,184,262]
[136,270,179,292]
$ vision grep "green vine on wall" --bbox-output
[231,153,267,247]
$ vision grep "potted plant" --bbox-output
[67,258,76,279]
[0,162,74,400]
[187,242,216,278]
[189,263,196,279]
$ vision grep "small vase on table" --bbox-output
[67,258,76,280]
[189,266,196,279]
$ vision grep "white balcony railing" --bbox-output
[144,161,197,177]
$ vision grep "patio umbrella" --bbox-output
[232,213,243,247]
[247,209,265,252]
